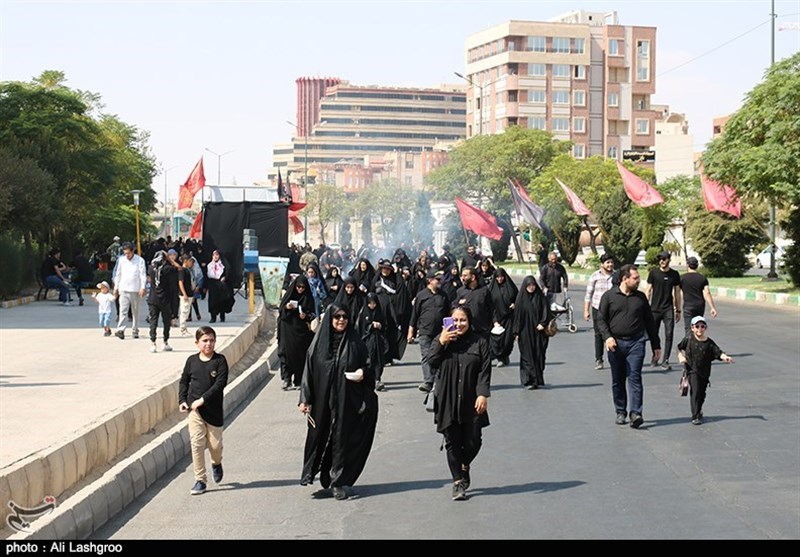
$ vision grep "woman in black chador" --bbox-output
[357,292,388,391]
[488,267,518,367]
[349,258,376,294]
[334,276,364,319]
[323,266,344,311]
[277,275,316,391]
[373,261,412,363]
[427,305,491,501]
[298,304,378,501]
[512,275,551,390]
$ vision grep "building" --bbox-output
[712,114,730,139]
[653,104,695,183]
[270,80,466,186]
[461,10,656,160]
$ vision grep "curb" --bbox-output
[6,326,281,541]
[0,296,37,309]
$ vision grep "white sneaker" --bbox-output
[163,343,173,352]
[150,344,157,353]
[62,301,72,306]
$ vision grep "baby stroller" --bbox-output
[550,293,577,333]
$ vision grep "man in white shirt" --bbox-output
[584,253,616,370]
[112,242,147,340]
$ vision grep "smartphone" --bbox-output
[442,317,455,331]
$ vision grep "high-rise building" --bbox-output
[461,10,656,160]
[296,77,342,137]
[271,80,466,184]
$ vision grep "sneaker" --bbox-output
[375,381,386,392]
[452,481,467,501]
[115,331,125,340]
[418,382,433,393]
[615,413,627,425]
[661,361,672,371]
[691,418,701,425]
[163,343,173,352]
[461,466,471,490]
[595,360,603,370]
[62,301,72,306]
[132,332,139,339]
[282,380,291,391]
[78,298,84,306]
[212,463,223,483]
[180,328,190,336]
[104,330,112,337]
[332,486,348,500]
[190,481,206,495]
[150,343,157,353]
[630,413,644,429]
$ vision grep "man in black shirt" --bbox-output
[597,264,661,429]
[680,256,718,336]
[42,248,72,305]
[539,251,569,307]
[645,251,682,371]
[408,270,450,392]
[456,266,493,336]
[460,245,481,273]
[70,251,95,306]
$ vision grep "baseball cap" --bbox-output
[686,256,699,269]
[113,236,120,241]
[691,315,707,327]
[427,269,442,281]
[600,253,614,263]
[658,251,671,260]
[167,249,178,256]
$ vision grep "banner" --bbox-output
[616,160,663,207]
[508,178,547,231]
[454,197,503,241]
[258,256,290,307]
[177,157,206,210]
[701,174,741,219]
[556,178,591,216]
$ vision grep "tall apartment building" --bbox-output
[461,10,656,160]
[270,80,466,185]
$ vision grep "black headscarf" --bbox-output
[488,267,518,321]
[513,275,549,334]
[279,274,316,320]
[334,276,364,318]
[349,258,375,291]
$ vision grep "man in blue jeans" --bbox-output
[42,248,72,306]
[407,270,449,392]
[597,264,661,429]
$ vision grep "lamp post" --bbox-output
[286,120,309,245]
[454,71,484,136]
[204,147,234,186]
[766,0,778,280]
[162,165,177,237]
[131,190,144,256]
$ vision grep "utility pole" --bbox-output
[767,0,778,280]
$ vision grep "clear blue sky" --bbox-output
[1,0,798,206]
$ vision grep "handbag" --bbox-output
[423,384,435,412]
[679,370,689,397]
[544,318,558,337]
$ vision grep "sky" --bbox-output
[1,0,798,207]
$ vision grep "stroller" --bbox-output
[549,293,578,333]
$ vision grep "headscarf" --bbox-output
[349,258,375,291]
[207,250,225,280]
[358,292,385,337]
[488,267,518,320]
[334,276,364,318]
[513,275,549,335]
[279,274,315,319]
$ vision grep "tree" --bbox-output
[442,210,475,263]
[593,188,642,265]
[0,148,57,247]
[355,179,414,247]
[410,191,435,248]
[339,213,352,247]
[305,182,348,246]
[702,52,800,284]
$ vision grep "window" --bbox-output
[528,36,545,52]
[636,118,650,135]
[608,92,619,107]
[573,117,586,133]
[637,40,649,57]
[609,38,620,56]
[405,159,414,169]
[496,91,504,103]
[528,63,546,76]
[574,65,586,79]
[552,90,569,104]
[508,40,515,51]
[553,64,570,78]
[530,117,546,130]
[573,144,586,158]
[608,146,618,158]
[637,63,650,82]
[552,118,570,132]
[573,37,585,54]
[573,90,586,106]
[552,37,570,53]
[528,89,546,103]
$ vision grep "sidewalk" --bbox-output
[0,292,270,538]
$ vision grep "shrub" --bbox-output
[0,235,24,299]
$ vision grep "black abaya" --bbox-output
[512,276,551,388]
[278,275,316,386]
[488,268,518,362]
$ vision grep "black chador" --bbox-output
[512,276,551,389]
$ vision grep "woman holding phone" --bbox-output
[427,305,492,501]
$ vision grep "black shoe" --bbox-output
[114,330,125,340]
[630,413,644,429]
[615,413,627,425]
[375,381,386,391]
[210,316,217,323]
[691,417,702,425]
[132,332,139,339]
[452,481,467,501]
[103,330,112,337]
[190,480,206,495]
[418,382,432,393]
[526,384,537,390]
[79,298,84,306]
[332,487,348,500]
[212,463,223,484]
[461,466,471,490]
[220,314,225,322]
[502,358,510,366]
[300,475,313,486]
[282,380,291,391]
[595,360,603,370]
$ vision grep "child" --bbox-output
[92,281,114,336]
[178,326,229,495]
[358,292,387,391]
[677,315,734,425]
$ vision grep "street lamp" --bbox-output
[286,120,309,245]
[162,165,177,237]
[454,71,484,136]
[204,147,234,186]
[130,190,144,256]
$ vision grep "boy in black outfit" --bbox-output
[179,326,229,495]
[677,315,734,425]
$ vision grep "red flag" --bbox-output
[615,160,663,207]
[454,197,503,241]
[189,210,203,239]
[288,210,304,234]
[177,158,206,210]
[556,178,591,216]
[701,174,741,218]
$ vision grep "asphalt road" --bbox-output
[93,286,800,540]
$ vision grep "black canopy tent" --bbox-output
[202,201,289,290]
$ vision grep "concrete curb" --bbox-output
[7,315,281,540]
[0,296,37,309]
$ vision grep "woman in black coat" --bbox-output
[278,275,316,390]
[205,249,235,323]
[298,304,378,501]
[373,260,412,362]
[488,267,518,367]
[357,292,388,391]
[512,275,551,390]
[427,305,491,501]
[477,257,497,287]
[323,266,344,311]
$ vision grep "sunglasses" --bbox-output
[693,323,707,329]
[332,314,349,320]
